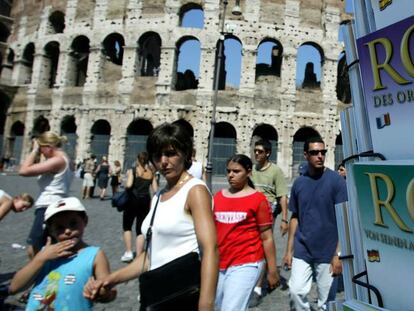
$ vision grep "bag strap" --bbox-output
[141,191,162,273]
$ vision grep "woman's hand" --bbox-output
[83,276,116,302]
[31,139,40,155]
[266,269,280,290]
[37,237,75,262]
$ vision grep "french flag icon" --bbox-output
[376,113,391,129]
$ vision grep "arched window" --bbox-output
[292,127,320,177]
[21,43,35,84]
[124,119,153,170]
[0,91,10,158]
[211,122,237,175]
[336,52,351,103]
[69,36,90,86]
[102,33,124,65]
[335,133,343,170]
[215,36,242,90]
[296,42,324,89]
[175,36,200,91]
[48,11,65,34]
[60,115,78,160]
[0,22,10,42]
[43,41,60,88]
[179,3,204,29]
[252,124,278,163]
[90,120,111,162]
[256,39,283,80]
[9,121,25,165]
[136,32,161,77]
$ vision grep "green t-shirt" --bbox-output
[251,163,288,203]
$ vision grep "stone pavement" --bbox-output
[0,173,334,310]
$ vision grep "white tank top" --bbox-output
[141,178,208,270]
[35,156,73,208]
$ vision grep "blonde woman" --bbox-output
[19,131,74,257]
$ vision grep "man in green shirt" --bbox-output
[249,139,289,307]
[252,139,289,234]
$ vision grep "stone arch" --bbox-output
[60,115,77,160]
[179,3,204,29]
[292,126,320,177]
[90,119,111,162]
[69,35,90,86]
[7,48,14,64]
[32,115,50,137]
[9,121,25,165]
[175,36,200,91]
[252,123,279,163]
[256,38,283,80]
[335,133,343,170]
[102,33,124,66]
[43,41,60,88]
[21,43,35,84]
[136,32,161,77]
[124,119,153,170]
[0,91,10,158]
[336,52,351,103]
[211,121,237,175]
[296,42,324,89]
[216,35,243,90]
[48,10,65,34]
[0,21,10,43]
[172,119,194,138]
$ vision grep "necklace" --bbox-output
[165,173,190,191]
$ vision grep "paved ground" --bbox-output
[0,173,334,310]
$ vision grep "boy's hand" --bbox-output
[37,237,75,262]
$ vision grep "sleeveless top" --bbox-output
[36,156,73,208]
[131,174,152,198]
[26,246,99,311]
[141,178,208,270]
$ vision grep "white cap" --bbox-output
[44,197,86,222]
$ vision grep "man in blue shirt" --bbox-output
[283,136,347,311]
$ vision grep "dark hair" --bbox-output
[226,154,255,188]
[304,136,324,152]
[137,151,149,166]
[147,123,193,169]
[255,139,272,153]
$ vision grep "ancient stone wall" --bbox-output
[1,0,350,179]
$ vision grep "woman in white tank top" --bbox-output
[19,131,73,257]
[84,123,219,310]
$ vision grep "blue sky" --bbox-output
[178,1,354,88]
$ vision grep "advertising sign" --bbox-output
[353,162,414,310]
[369,0,414,30]
[357,15,414,160]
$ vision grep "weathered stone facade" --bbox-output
[0,0,350,179]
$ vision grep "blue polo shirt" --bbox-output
[289,168,347,263]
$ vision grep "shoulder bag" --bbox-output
[139,192,201,310]
[111,190,129,212]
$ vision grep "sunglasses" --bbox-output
[254,149,265,154]
[307,149,327,156]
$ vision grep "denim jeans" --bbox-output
[215,261,264,311]
[288,257,333,311]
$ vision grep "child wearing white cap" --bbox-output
[9,197,116,310]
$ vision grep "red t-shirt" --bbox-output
[213,190,273,270]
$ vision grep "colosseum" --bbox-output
[0,0,351,179]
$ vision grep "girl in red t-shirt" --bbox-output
[213,154,280,311]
